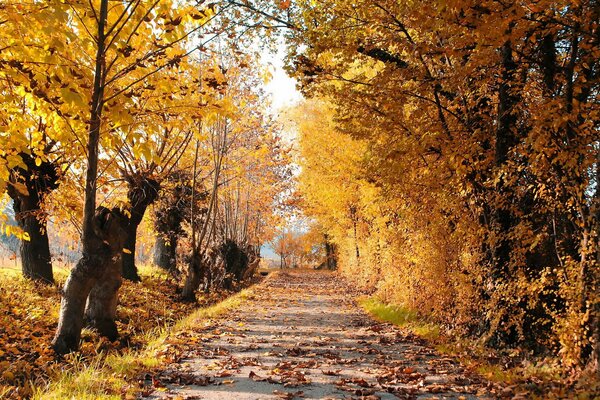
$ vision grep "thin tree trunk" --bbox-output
[492,39,518,281]
[353,221,360,261]
[183,118,225,299]
[586,147,600,375]
[204,252,212,293]
[593,150,600,375]
[182,140,207,301]
[348,205,360,262]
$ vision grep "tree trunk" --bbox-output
[204,257,212,293]
[10,195,54,283]
[353,220,360,261]
[52,0,109,355]
[19,210,53,283]
[121,223,140,282]
[324,236,337,270]
[153,171,192,273]
[7,155,59,284]
[243,256,260,280]
[220,240,247,288]
[593,153,600,376]
[84,246,123,340]
[181,251,203,302]
[586,149,600,375]
[154,234,178,273]
[349,206,360,263]
[479,38,523,348]
[121,174,160,282]
[492,39,519,281]
[52,207,127,354]
[52,257,98,354]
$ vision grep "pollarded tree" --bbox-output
[0,3,85,283]
[6,152,60,283]
[153,170,197,274]
[180,56,292,299]
[104,56,224,282]
[40,0,220,354]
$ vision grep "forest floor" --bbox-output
[144,271,509,400]
[0,265,246,399]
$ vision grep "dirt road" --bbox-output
[149,271,498,399]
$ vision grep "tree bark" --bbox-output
[84,245,123,340]
[324,235,337,270]
[181,251,203,302]
[204,255,213,292]
[492,39,519,280]
[80,0,108,253]
[220,240,248,288]
[153,233,178,272]
[121,174,160,282]
[7,155,59,283]
[593,152,600,376]
[347,205,361,263]
[52,207,127,354]
[586,148,600,375]
[243,255,260,280]
[121,223,140,282]
[17,207,53,283]
[153,172,189,274]
[481,38,522,347]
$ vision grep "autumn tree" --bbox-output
[104,56,221,282]
[24,0,220,354]
[287,0,599,375]
[0,3,85,283]
[271,225,323,269]
[153,170,193,274]
[180,57,290,299]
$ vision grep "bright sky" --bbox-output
[261,44,303,114]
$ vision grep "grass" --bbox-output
[358,296,534,384]
[357,295,599,399]
[0,262,264,399]
[358,296,440,340]
[34,284,258,399]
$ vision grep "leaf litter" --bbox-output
[145,271,506,399]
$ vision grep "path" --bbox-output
[148,271,500,399]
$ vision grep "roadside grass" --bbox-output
[35,287,257,399]
[0,263,262,399]
[358,297,439,340]
[358,296,597,398]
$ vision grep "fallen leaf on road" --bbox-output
[273,389,304,399]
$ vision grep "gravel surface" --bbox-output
[148,271,498,400]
